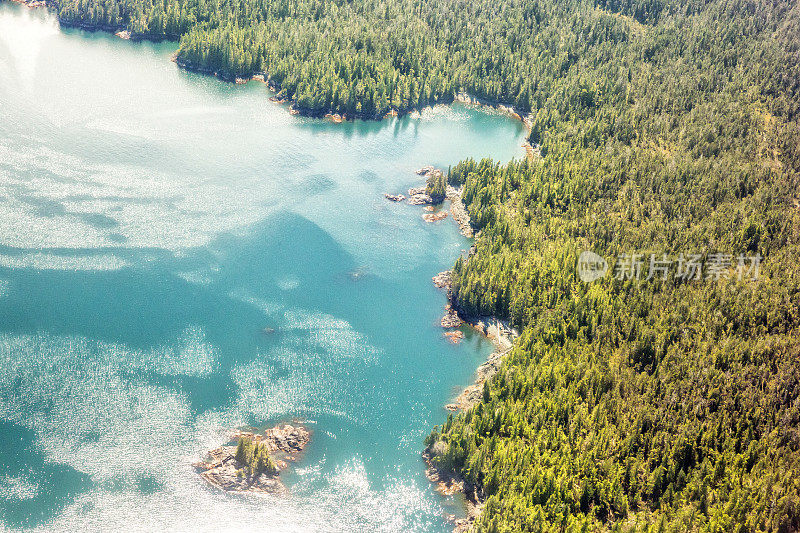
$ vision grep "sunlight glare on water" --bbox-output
[0,3,526,531]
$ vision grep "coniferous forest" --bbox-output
[49,0,800,529]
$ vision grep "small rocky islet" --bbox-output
[194,423,310,494]
[385,166,473,236]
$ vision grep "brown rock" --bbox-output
[384,193,406,202]
[448,350,506,411]
[446,187,474,238]
[441,306,464,328]
[422,212,448,223]
[431,271,452,290]
[407,194,433,205]
[194,423,311,494]
[444,330,464,344]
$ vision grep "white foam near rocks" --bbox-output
[0,327,443,532]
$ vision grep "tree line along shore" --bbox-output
[32,0,800,530]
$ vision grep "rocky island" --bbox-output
[194,423,310,494]
[384,166,474,236]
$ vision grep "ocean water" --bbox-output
[0,4,526,531]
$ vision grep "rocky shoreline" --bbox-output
[175,58,434,121]
[453,92,529,128]
[445,185,473,238]
[23,3,537,130]
[426,267,518,531]
[193,423,310,494]
[423,446,484,533]
[167,64,538,126]
[384,166,474,237]
[432,268,516,362]
[388,164,518,531]
[50,7,181,41]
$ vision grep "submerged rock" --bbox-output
[444,330,464,344]
[384,193,406,202]
[422,211,448,223]
[349,268,367,281]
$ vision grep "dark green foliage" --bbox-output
[425,1,800,529]
[432,155,800,529]
[426,169,447,203]
[234,437,278,477]
[53,0,800,120]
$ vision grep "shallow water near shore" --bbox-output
[0,3,526,531]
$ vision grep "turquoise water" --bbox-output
[0,4,526,531]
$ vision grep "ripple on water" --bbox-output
[0,3,526,530]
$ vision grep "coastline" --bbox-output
[424,301,517,532]
[416,169,518,532]
[176,56,538,128]
[19,0,537,130]
[27,6,529,527]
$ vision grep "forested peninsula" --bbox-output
[42,0,800,529]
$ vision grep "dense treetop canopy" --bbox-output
[54,0,799,119]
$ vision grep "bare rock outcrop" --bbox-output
[423,211,448,223]
[431,271,453,291]
[446,186,473,238]
[407,194,434,205]
[384,193,406,202]
[441,306,464,328]
[445,350,505,411]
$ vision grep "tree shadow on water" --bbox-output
[0,211,359,417]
